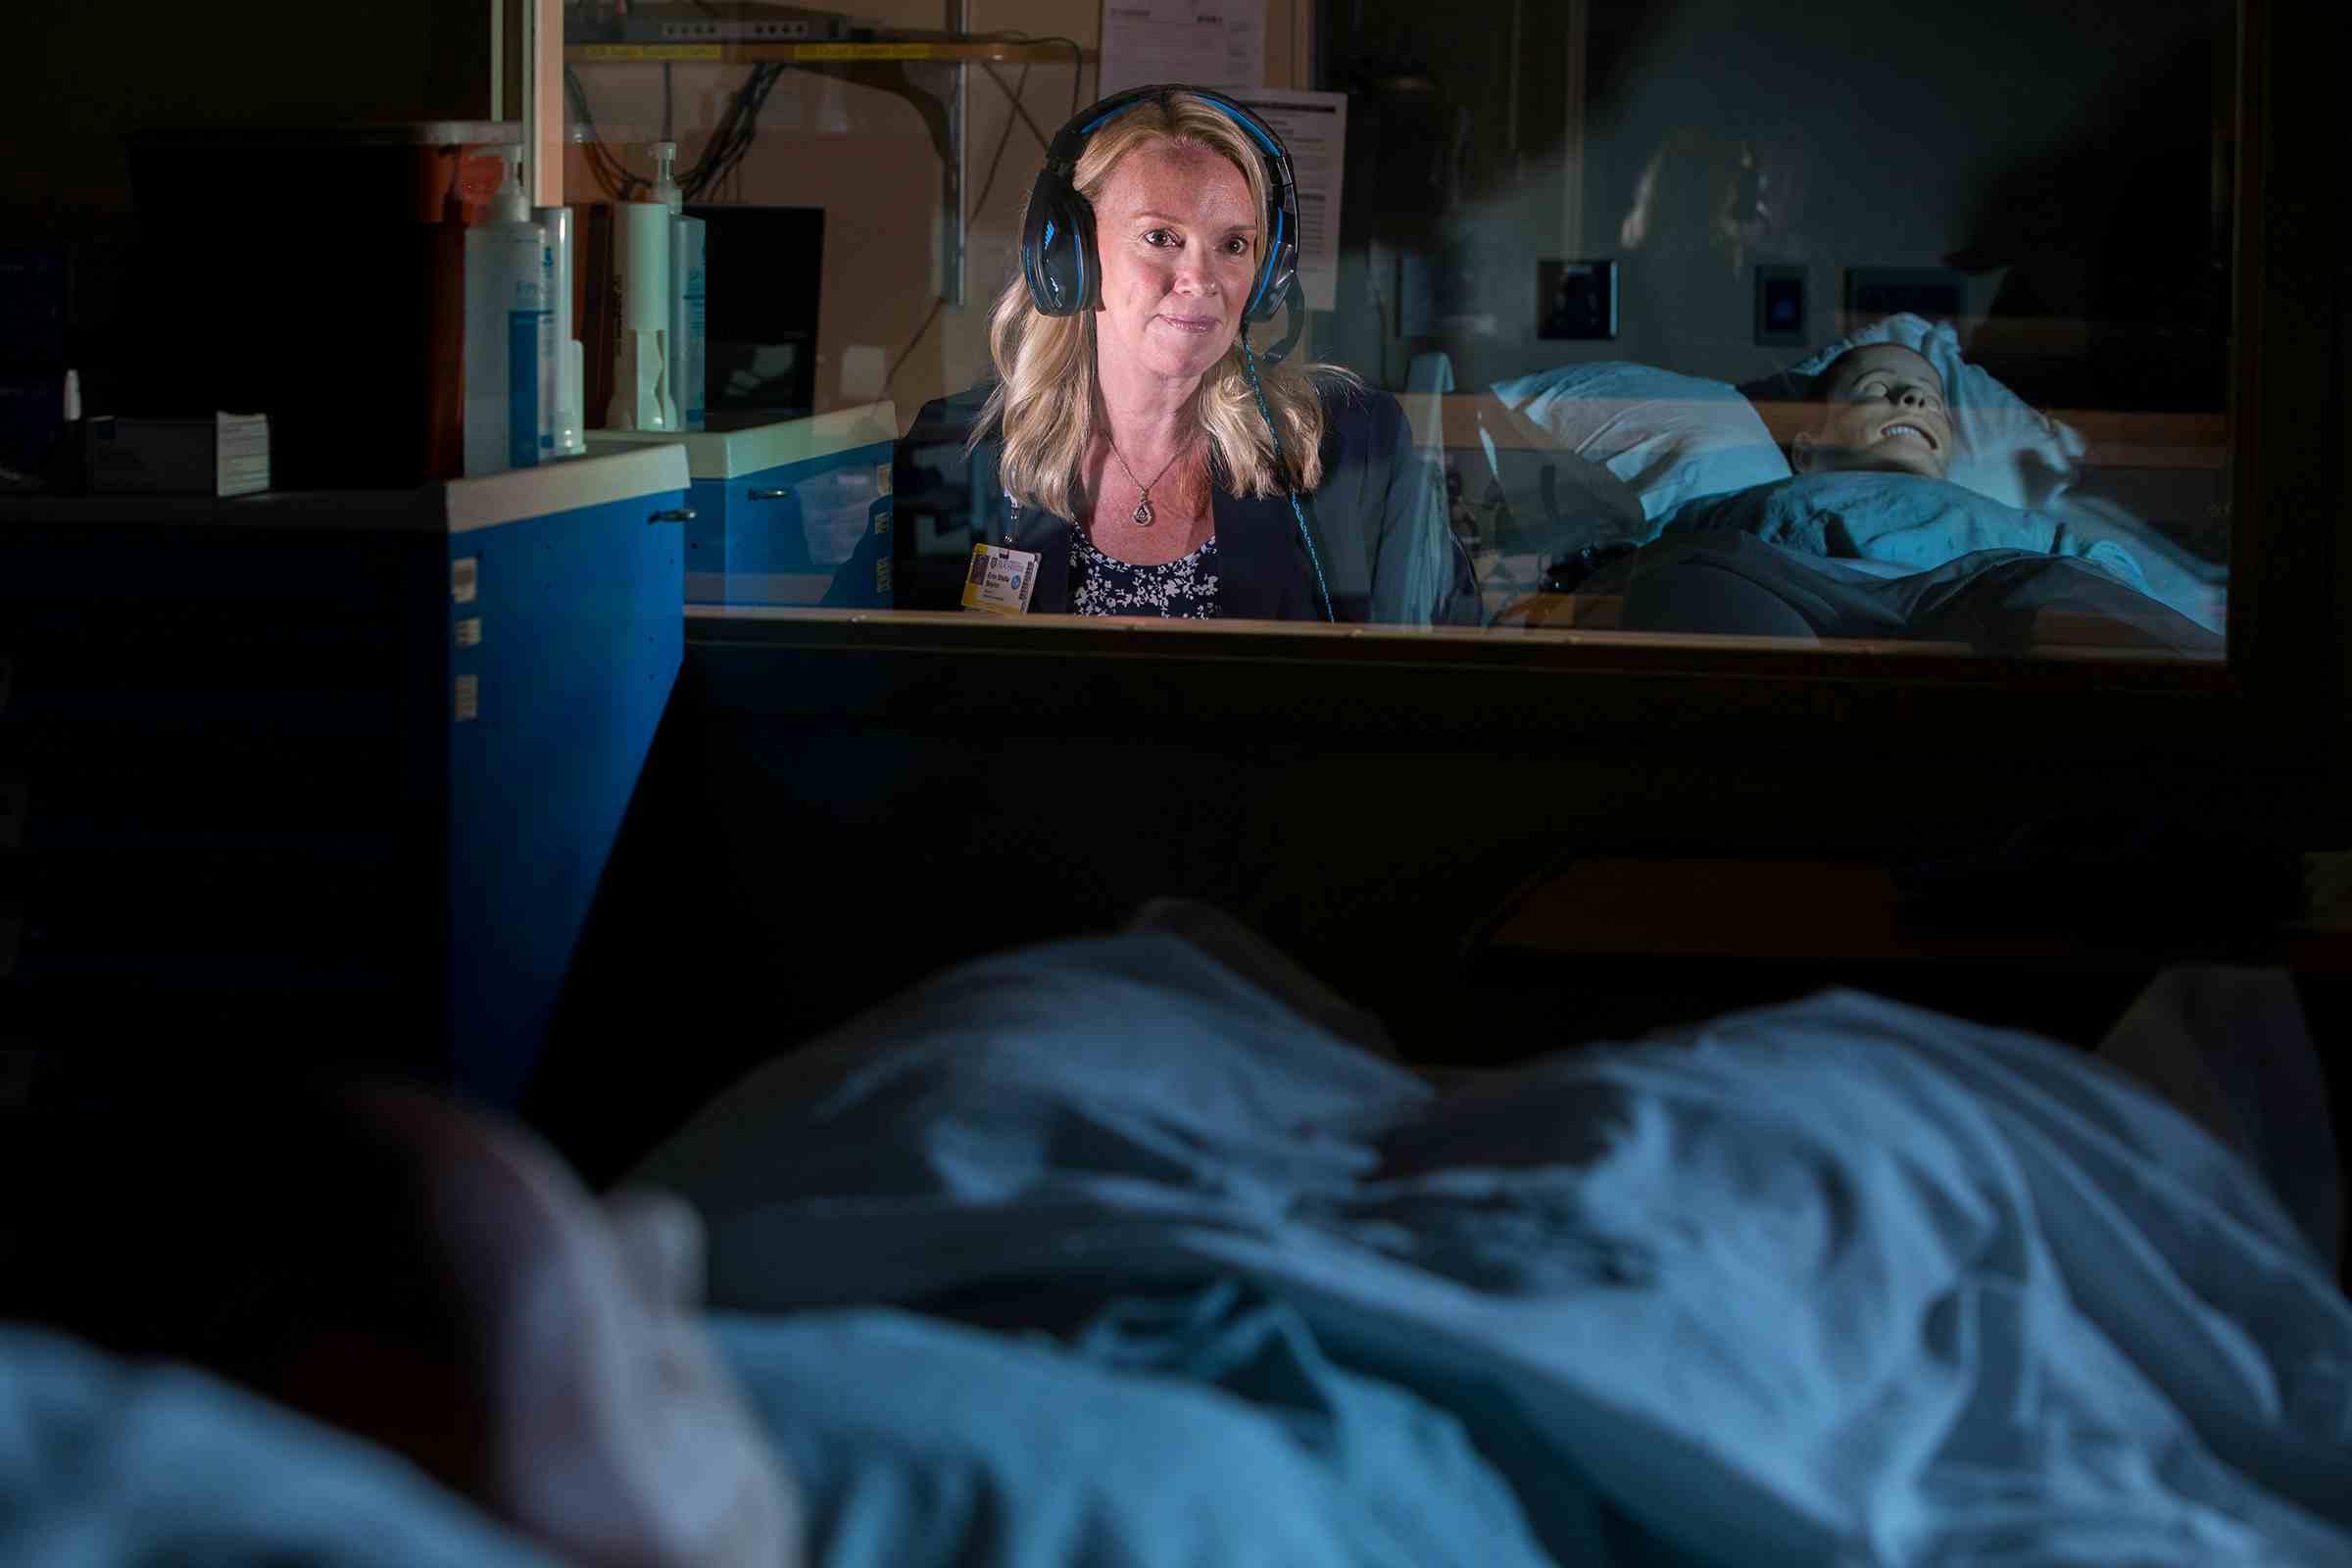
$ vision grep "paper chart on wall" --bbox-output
[1098,0,1266,101]
[1207,88,1347,313]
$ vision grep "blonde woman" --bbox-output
[857,86,1456,624]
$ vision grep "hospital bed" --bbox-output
[1408,316,2230,650]
[4,917,2348,1566]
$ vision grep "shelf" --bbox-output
[565,40,1089,65]
[564,36,1088,309]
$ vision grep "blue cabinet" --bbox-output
[0,446,689,1105]
[587,402,895,609]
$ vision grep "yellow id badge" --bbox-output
[961,542,1041,614]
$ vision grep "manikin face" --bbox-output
[325,1088,803,1568]
[1088,139,1259,386]
[1793,343,1953,480]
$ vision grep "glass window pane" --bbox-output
[563,2,2235,662]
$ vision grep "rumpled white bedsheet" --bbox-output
[639,935,2352,1567]
[6,940,2344,1567]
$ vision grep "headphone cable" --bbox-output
[1240,334,1336,623]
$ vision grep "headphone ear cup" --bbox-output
[1022,174,1100,318]
[1249,238,1298,324]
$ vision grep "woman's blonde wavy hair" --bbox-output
[979,91,1357,518]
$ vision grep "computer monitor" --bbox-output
[683,204,824,425]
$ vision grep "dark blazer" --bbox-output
[851,378,1458,624]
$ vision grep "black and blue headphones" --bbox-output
[1016,85,1333,620]
[1020,84,1300,325]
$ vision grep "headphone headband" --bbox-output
[1020,83,1299,324]
[1057,84,1287,159]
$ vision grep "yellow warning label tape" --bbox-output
[571,44,725,61]
[568,41,959,63]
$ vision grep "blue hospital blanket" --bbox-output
[1659,470,2227,624]
[8,934,2349,1564]
[1662,470,2143,576]
[713,1282,1559,1568]
[637,934,2352,1568]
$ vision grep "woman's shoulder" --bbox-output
[1303,371,1406,451]
[1302,368,1383,410]
[906,380,1003,445]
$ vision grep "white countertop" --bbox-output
[584,401,898,479]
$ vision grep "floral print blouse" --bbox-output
[1068,523,1220,618]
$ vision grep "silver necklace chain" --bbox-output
[1104,433,1192,528]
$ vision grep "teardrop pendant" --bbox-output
[1131,497,1154,527]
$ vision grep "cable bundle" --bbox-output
[565,66,653,203]
[681,63,787,201]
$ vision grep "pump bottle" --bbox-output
[609,142,681,431]
[654,143,696,434]
[462,146,555,474]
[652,141,688,433]
[652,140,707,432]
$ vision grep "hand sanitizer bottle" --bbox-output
[651,141,684,431]
[463,145,554,474]
[609,143,681,432]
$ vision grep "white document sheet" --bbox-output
[1099,0,1266,100]
[1210,87,1347,313]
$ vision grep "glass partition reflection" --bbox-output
[1325,0,2233,657]
[564,1,2235,660]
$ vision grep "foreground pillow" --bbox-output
[1489,362,1793,527]
[1743,312,2084,514]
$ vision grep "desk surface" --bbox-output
[0,447,690,536]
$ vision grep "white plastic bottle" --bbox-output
[673,214,706,431]
[531,203,585,457]
[463,146,555,474]
[608,141,682,433]
[650,142,685,432]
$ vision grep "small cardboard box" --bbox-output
[86,412,270,497]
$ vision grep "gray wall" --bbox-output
[1326,0,2230,407]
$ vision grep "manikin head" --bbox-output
[1791,341,1952,480]
[132,1084,803,1568]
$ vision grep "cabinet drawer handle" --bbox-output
[748,487,792,501]
[649,508,696,524]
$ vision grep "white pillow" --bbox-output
[1781,313,2084,514]
[1489,362,1792,525]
